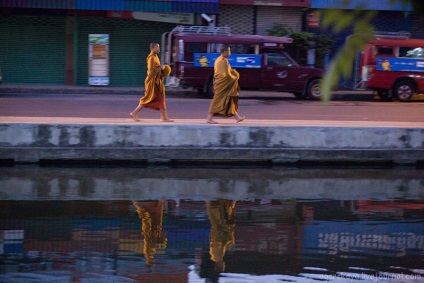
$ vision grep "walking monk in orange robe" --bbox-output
[207,199,236,272]
[130,42,173,122]
[207,44,245,124]
[132,200,167,267]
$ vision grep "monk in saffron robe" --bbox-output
[207,199,236,272]
[130,42,173,122]
[207,44,245,124]
[132,200,167,267]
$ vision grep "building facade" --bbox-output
[217,0,309,35]
[0,1,220,86]
[0,0,422,86]
[308,0,424,51]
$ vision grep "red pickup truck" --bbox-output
[161,26,324,99]
[350,32,424,101]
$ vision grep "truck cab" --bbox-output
[161,26,324,99]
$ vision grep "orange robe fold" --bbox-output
[134,200,166,267]
[207,199,236,266]
[208,55,240,117]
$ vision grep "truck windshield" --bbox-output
[401,47,424,58]
[266,53,293,67]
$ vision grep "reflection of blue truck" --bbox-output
[303,220,424,257]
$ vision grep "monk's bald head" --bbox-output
[150,42,160,54]
[220,45,230,54]
[220,45,231,58]
[150,43,159,50]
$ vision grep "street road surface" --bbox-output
[0,90,423,122]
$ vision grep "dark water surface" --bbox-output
[0,165,423,282]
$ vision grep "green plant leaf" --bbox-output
[320,2,376,102]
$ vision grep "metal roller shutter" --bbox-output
[218,5,255,35]
[0,15,66,84]
[410,14,424,39]
[256,6,302,35]
[76,16,175,86]
[373,11,424,39]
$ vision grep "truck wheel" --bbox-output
[393,80,414,102]
[377,90,392,101]
[306,79,321,100]
[293,92,307,100]
[206,78,214,98]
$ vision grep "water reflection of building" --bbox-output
[235,199,301,255]
[198,199,424,278]
[0,200,191,282]
[199,199,303,280]
[0,199,423,281]
[300,200,424,275]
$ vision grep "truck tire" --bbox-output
[206,78,214,98]
[293,92,307,100]
[393,80,415,102]
[306,79,321,100]
[377,90,392,101]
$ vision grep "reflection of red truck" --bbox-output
[352,32,424,101]
[161,26,324,99]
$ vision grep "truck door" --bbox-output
[261,52,298,90]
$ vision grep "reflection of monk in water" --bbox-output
[207,199,236,272]
[133,200,167,267]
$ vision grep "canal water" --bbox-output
[0,165,423,282]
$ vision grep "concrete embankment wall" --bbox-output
[1,119,423,166]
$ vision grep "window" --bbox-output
[266,53,292,67]
[210,43,223,53]
[400,47,424,58]
[186,42,207,53]
[184,42,207,61]
[209,43,258,54]
[377,47,394,55]
[229,44,257,54]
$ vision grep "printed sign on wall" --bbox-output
[89,34,109,86]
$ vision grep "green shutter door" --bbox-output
[76,16,175,86]
[0,15,66,84]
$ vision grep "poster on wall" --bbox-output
[89,34,109,86]
[307,11,320,28]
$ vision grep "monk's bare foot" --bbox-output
[161,118,174,122]
[236,116,245,123]
[130,112,140,122]
[207,119,218,124]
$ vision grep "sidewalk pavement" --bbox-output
[0,83,374,98]
[0,83,164,95]
[2,116,423,128]
[1,83,422,129]
[0,83,279,98]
